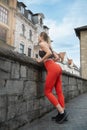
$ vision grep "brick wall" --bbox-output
[0,47,87,130]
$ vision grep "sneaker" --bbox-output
[51,113,59,121]
[56,111,68,124]
[52,110,68,121]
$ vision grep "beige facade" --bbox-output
[75,26,87,79]
[0,0,17,50]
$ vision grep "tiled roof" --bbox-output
[58,52,66,62]
[68,59,73,65]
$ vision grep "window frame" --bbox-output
[20,43,24,54]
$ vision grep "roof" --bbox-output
[58,52,66,62]
[74,25,87,38]
[68,59,73,65]
[17,1,26,8]
[25,9,33,15]
[33,13,45,18]
[43,25,49,29]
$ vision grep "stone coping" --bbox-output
[0,47,86,80]
[0,47,43,68]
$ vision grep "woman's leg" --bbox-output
[44,72,64,113]
[55,75,65,109]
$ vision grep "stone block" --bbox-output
[6,80,23,95]
[23,81,37,100]
[0,108,6,122]
[37,82,44,98]
[11,63,20,79]
[68,85,78,91]
[7,102,27,120]
[62,75,69,85]
[0,80,5,88]
[39,97,45,109]
[6,113,29,130]
[27,67,34,81]
[26,100,33,112]
[0,96,7,108]
[27,67,43,81]
[0,58,11,73]
[20,65,27,78]
[33,99,40,110]
[0,70,10,80]
[69,77,77,85]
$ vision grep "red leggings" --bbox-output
[44,60,65,108]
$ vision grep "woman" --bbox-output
[36,32,68,123]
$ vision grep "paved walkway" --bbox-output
[19,93,87,130]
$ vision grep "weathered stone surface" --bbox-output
[0,80,6,88]
[11,63,20,79]
[0,57,11,73]
[69,77,77,85]
[0,48,87,130]
[7,102,27,120]
[23,81,37,99]
[0,70,10,79]
[6,80,23,95]
[0,96,7,108]
[26,100,33,112]
[0,108,6,122]
[20,65,27,78]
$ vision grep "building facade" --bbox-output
[0,0,17,49]
[75,25,87,79]
[14,1,49,58]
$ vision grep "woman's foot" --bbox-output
[55,111,68,124]
[51,113,59,121]
[52,110,68,121]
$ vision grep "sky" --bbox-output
[18,0,87,67]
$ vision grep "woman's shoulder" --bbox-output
[39,41,47,47]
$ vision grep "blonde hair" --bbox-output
[40,32,51,45]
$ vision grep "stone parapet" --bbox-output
[0,47,87,130]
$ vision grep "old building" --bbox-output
[75,25,87,79]
[14,1,49,58]
[0,0,17,49]
[57,52,80,76]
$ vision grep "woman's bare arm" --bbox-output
[52,51,60,62]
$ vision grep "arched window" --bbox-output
[29,30,32,41]
[28,48,32,57]
[22,24,25,36]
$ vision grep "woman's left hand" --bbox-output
[36,58,43,63]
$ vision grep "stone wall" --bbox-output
[0,47,87,130]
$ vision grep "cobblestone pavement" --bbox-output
[19,93,87,130]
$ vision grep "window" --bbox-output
[28,13,32,21]
[22,24,25,36]
[20,44,24,54]
[0,0,9,5]
[29,30,32,41]
[36,54,38,58]
[3,0,9,4]
[0,5,8,24]
[28,48,31,57]
[0,26,7,42]
[21,6,24,14]
[40,18,43,26]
